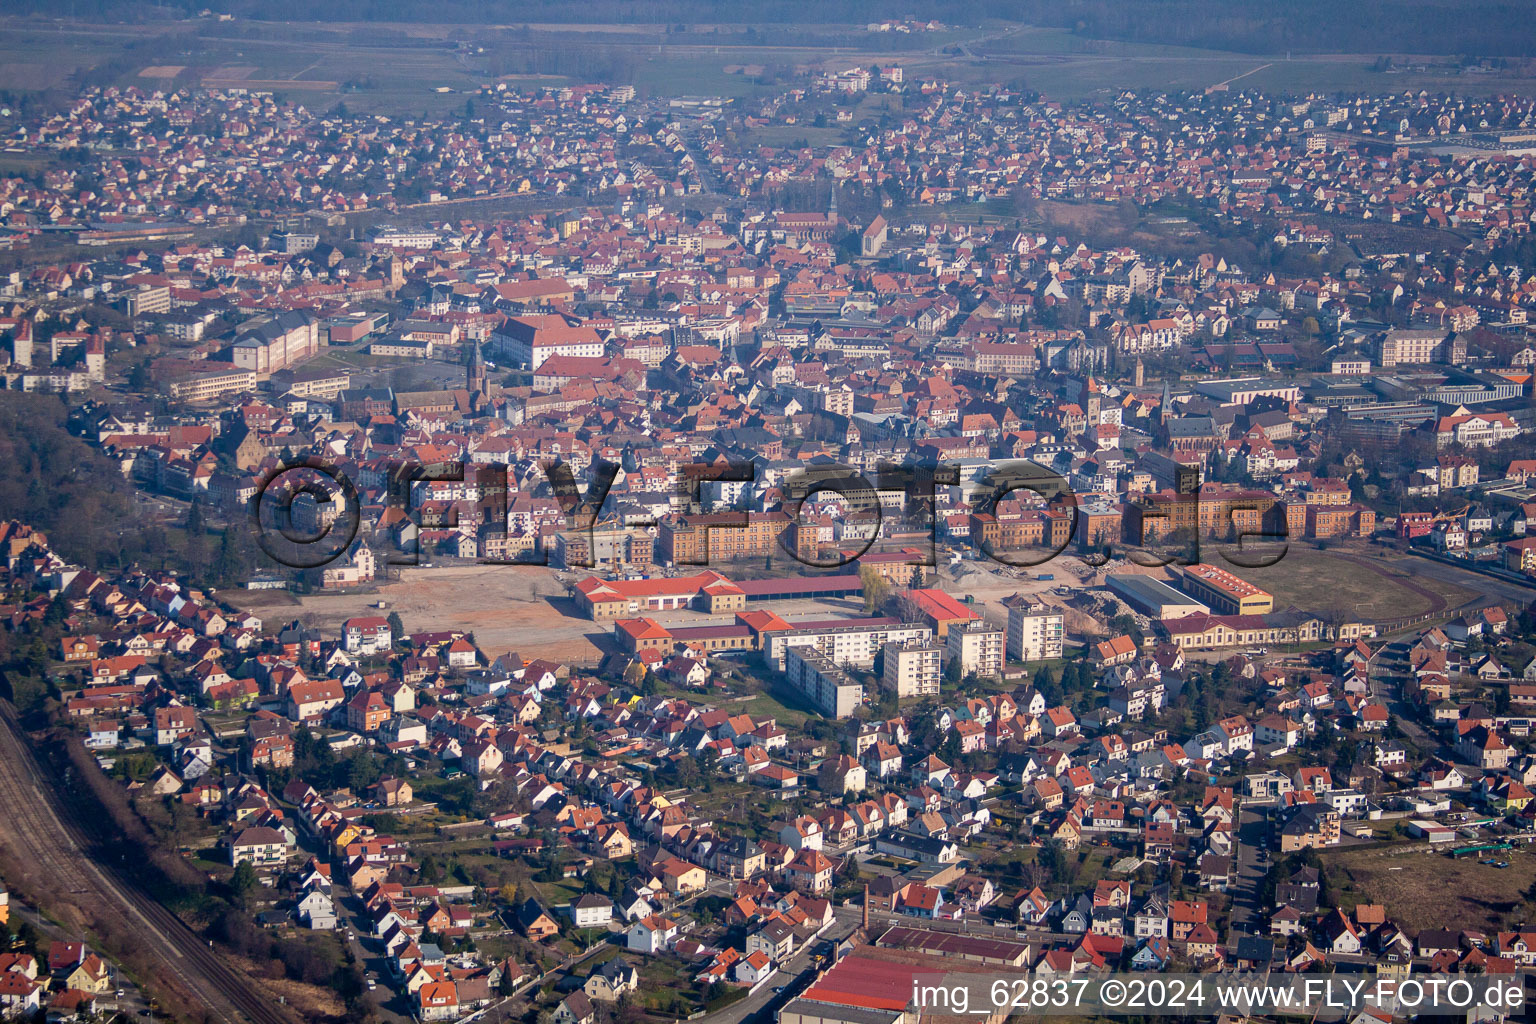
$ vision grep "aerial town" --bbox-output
[1,7,1536,1024]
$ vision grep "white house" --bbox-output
[1255,715,1302,750]
[1324,788,1370,818]
[230,826,290,867]
[626,914,679,954]
[733,950,776,986]
[297,890,337,930]
[568,895,614,929]
[779,816,823,851]
[341,616,393,654]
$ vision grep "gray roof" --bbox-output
[234,310,315,347]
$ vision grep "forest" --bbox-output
[0,393,257,583]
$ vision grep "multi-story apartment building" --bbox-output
[969,509,1072,554]
[1126,487,1278,542]
[124,284,172,318]
[945,622,1005,678]
[658,510,792,565]
[881,641,943,699]
[370,226,441,248]
[1003,596,1064,662]
[168,367,259,403]
[785,646,863,718]
[765,618,933,670]
[555,526,655,570]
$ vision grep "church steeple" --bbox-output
[467,340,488,401]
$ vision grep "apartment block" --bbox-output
[945,622,1005,679]
[1003,596,1064,662]
[786,646,863,718]
[882,641,943,699]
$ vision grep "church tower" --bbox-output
[1134,356,1145,388]
[1083,375,1101,424]
[467,341,488,403]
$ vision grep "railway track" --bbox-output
[0,702,298,1024]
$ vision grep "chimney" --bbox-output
[863,883,870,930]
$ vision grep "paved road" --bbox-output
[1365,639,1441,755]
[1228,806,1270,938]
[1400,552,1536,607]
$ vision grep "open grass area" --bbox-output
[957,25,1536,99]
[630,58,778,101]
[1324,844,1536,934]
[742,678,820,729]
[534,877,586,906]
[1224,544,1476,623]
[737,125,852,148]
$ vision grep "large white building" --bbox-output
[491,314,604,369]
[765,617,933,670]
[882,640,943,699]
[1004,596,1064,662]
[230,311,321,376]
[1435,408,1521,449]
[945,622,1005,679]
[785,646,863,718]
[370,226,441,249]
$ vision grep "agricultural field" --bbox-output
[6,14,1536,119]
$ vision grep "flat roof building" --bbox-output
[765,617,933,671]
[881,641,943,700]
[945,621,1004,680]
[1107,574,1211,618]
[1001,594,1064,663]
[785,646,863,718]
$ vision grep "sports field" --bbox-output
[1225,545,1478,623]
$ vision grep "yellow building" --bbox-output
[1177,563,1274,615]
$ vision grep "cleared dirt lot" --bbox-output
[228,569,907,664]
[1325,844,1536,935]
[228,565,611,663]
[223,541,1504,667]
[945,553,1107,636]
